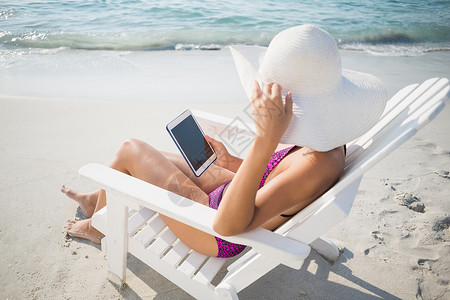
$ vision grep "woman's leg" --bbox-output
[108,139,235,256]
[110,139,214,205]
[160,151,235,194]
[63,139,234,256]
[60,185,99,218]
[65,189,106,243]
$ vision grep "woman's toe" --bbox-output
[61,185,68,194]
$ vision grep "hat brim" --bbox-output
[230,45,387,151]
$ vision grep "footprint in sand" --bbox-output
[394,193,425,213]
[371,230,386,245]
[381,178,397,192]
[364,231,386,255]
[432,215,450,232]
[364,245,376,255]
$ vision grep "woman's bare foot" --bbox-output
[66,219,104,244]
[61,185,98,218]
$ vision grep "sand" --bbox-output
[0,49,449,299]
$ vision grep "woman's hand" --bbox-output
[251,81,293,149]
[212,83,293,236]
[205,135,242,172]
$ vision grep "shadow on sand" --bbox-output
[105,247,401,300]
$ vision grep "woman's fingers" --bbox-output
[253,81,285,106]
[206,135,232,168]
[285,91,293,116]
[260,82,282,106]
[205,135,220,150]
[249,81,293,145]
[255,82,291,114]
[263,82,274,101]
[271,83,282,100]
[206,135,226,154]
[251,80,262,102]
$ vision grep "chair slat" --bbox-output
[345,78,447,168]
[403,81,449,125]
[346,82,418,150]
[128,207,155,235]
[382,83,419,118]
[162,240,191,267]
[148,228,178,257]
[349,79,438,153]
[133,215,166,247]
[178,251,208,277]
[193,257,227,285]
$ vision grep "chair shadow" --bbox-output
[107,265,145,300]
[121,253,195,300]
[112,250,252,300]
[315,248,402,300]
[109,247,401,300]
[238,248,402,300]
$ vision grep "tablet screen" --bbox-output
[171,114,214,171]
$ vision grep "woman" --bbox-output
[62,25,387,258]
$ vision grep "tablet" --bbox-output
[166,109,217,177]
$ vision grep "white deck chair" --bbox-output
[80,77,449,299]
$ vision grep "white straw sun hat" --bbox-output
[230,24,387,152]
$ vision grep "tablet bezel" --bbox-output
[166,109,217,177]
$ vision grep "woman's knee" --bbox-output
[114,138,150,166]
[118,138,147,156]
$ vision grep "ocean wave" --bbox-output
[339,27,449,44]
[1,28,449,57]
[175,43,222,51]
[0,29,270,51]
[336,30,450,56]
[339,43,450,57]
[359,32,416,45]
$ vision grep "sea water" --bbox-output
[1,0,449,56]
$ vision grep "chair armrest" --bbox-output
[79,163,310,268]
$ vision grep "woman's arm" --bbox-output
[213,82,293,236]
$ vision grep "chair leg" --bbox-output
[215,282,239,300]
[106,197,129,287]
[100,237,107,253]
[310,236,342,264]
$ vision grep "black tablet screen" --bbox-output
[171,115,213,171]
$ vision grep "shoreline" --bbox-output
[0,48,449,299]
[1,48,449,102]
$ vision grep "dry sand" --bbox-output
[0,49,449,299]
